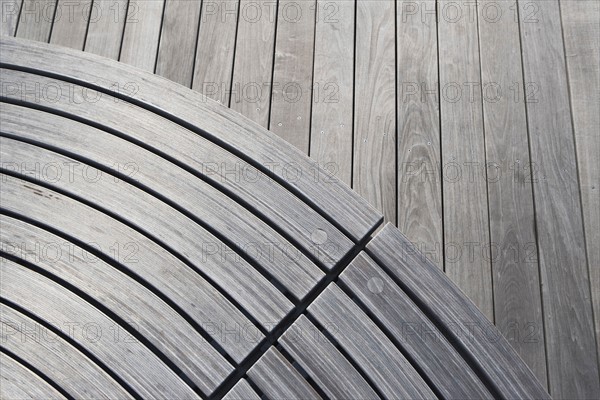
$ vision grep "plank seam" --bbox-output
[273,344,331,400]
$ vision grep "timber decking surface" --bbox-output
[0,0,598,394]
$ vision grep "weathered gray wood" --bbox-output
[0,0,22,36]
[477,0,547,385]
[353,0,396,224]
[340,252,492,399]
[229,0,276,127]
[367,224,550,399]
[0,88,351,272]
[192,0,239,104]
[223,378,261,400]
[396,0,443,268]
[0,304,132,399]
[119,0,164,71]
[518,0,600,397]
[309,0,354,186]
[155,0,202,87]
[15,0,54,41]
[0,38,382,243]
[438,0,493,319]
[247,346,321,400]
[561,0,600,367]
[308,283,437,399]
[0,258,201,399]
[0,351,67,400]
[280,315,379,399]
[84,0,128,59]
[269,0,315,154]
[48,0,91,50]
[0,102,327,299]
[0,215,233,396]
[0,174,262,363]
[0,139,293,327]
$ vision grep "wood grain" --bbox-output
[223,378,261,400]
[438,0,493,319]
[560,0,600,368]
[84,0,128,59]
[15,0,55,41]
[353,0,396,224]
[396,0,443,268]
[155,0,202,86]
[0,0,22,36]
[477,0,547,385]
[309,0,354,185]
[269,0,315,154]
[48,0,91,49]
[0,351,67,400]
[518,0,600,396]
[119,0,164,71]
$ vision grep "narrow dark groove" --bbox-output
[306,0,318,158]
[243,375,267,399]
[210,222,380,400]
[0,208,239,369]
[0,98,336,274]
[0,298,142,400]
[152,0,167,74]
[0,251,205,398]
[45,0,60,43]
[435,0,446,274]
[266,0,280,130]
[303,313,386,400]
[13,0,25,37]
[188,0,204,89]
[0,131,300,306]
[81,0,94,51]
[116,0,131,61]
[349,0,357,189]
[0,61,369,244]
[363,247,504,400]
[226,0,242,109]
[334,279,445,400]
[275,344,331,400]
[0,346,75,400]
[393,0,399,228]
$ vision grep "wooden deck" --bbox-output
[0,0,598,398]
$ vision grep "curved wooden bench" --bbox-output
[0,37,550,400]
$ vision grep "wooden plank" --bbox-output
[0,174,262,363]
[49,0,91,50]
[247,347,321,400]
[0,104,326,300]
[0,258,201,399]
[518,0,600,396]
[396,0,442,268]
[269,0,315,154]
[0,0,22,36]
[119,0,164,71]
[438,0,492,318]
[84,0,128,59]
[339,254,493,399]
[353,0,396,224]
[229,0,277,127]
[155,0,202,87]
[0,139,293,327]
[280,315,379,399]
[15,0,54,41]
[0,351,67,400]
[366,224,550,399]
[309,0,354,185]
[560,0,600,367]
[0,215,233,396]
[1,305,132,399]
[0,37,382,245]
[477,0,547,385]
[192,0,239,104]
[223,378,261,400]
[308,283,437,399]
[0,87,352,272]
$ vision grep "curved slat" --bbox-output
[0,174,262,363]
[223,379,261,400]
[0,138,293,327]
[366,224,550,399]
[280,315,379,399]
[0,103,324,300]
[0,36,383,242]
[0,352,66,400]
[308,283,438,399]
[247,347,322,400]
[0,258,199,399]
[0,215,233,396]
[1,305,132,400]
[339,252,492,398]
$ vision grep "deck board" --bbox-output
[0,351,67,400]
[83,0,127,59]
[15,0,54,41]
[48,0,90,50]
[119,0,164,71]
[0,0,22,36]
